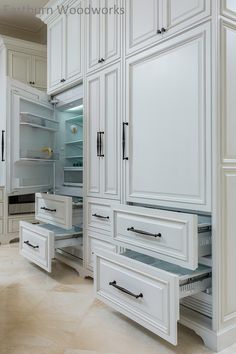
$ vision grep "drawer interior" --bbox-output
[39,223,83,240]
[122,250,212,299]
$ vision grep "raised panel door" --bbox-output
[8,51,31,85]
[221,0,236,21]
[32,56,47,90]
[125,23,211,211]
[86,74,102,196]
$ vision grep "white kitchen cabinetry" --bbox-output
[221,0,236,21]
[20,193,83,273]
[124,23,211,212]
[86,63,121,200]
[0,36,47,90]
[86,0,121,73]
[41,0,84,94]
[125,0,211,55]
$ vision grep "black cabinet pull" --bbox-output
[1,130,5,162]
[40,206,57,212]
[24,240,39,249]
[109,281,143,299]
[92,213,109,220]
[122,122,128,160]
[157,29,162,34]
[97,132,104,157]
[60,79,66,83]
[98,58,105,63]
[161,27,166,33]
[127,227,161,238]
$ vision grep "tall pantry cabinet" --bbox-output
[35,0,236,352]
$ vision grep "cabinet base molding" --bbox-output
[180,307,236,352]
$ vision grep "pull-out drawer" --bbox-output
[112,205,211,270]
[19,221,83,272]
[87,198,120,236]
[35,193,73,229]
[94,249,212,346]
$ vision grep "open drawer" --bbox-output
[94,249,212,346]
[19,221,83,272]
[112,205,211,270]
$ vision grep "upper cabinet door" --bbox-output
[86,73,102,197]
[8,51,32,85]
[101,0,121,67]
[162,0,211,35]
[126,0,162,55]
[32,56,47,90]
[86,0,121,73]
[101,63,120,200]
[125,23,211,212]
[86,0,102,73]
[65,0,84,82]
[48,15,66,93]
[221,0,236,21]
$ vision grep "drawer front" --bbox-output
[0,203,3,218]
[19,221,54,272]
[95,250,179,345]
[8,216,36,234]
[36,193,72,229]
[0,220,3,234]
[87,198,119,235]
[0,189,4,202]
[87,235,116,271]
[112,205,198,270]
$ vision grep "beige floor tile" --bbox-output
[0,244,235,354]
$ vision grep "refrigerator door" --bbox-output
[6,80,57,194]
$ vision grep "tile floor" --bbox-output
[0,244,236,354]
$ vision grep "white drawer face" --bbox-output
[112,205,198,270]
[19,221,54,272]
[0,189,3,202]
[0,203,3,218]
[0,220,3,234]
[87,199,119,235]
[87,236,116,271]
[8,216,36,234]
[95,250,179,345]
[35,193,72,229]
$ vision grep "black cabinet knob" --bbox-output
[157,29,162,34]
[161,27,166,33]
[60,79,66,83]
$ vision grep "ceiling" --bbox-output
[0,0,48,43]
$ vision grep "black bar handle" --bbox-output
[92,213,109,220]
[127,227,161,238]
[24,240,39,249]
[99,132,104,157]
[40,206,57,212]
[109,281,143,299]
[122,122,128,160]
[97,132,100,157]
[1,130,5,162]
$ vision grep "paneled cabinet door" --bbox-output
[126,0,211,55]
[86,0,121,73]
[221,0,236,21]
[65,0,83,83]
[125,23,211,212]
[86,63,120,200]
[48,15,66,92]
[162,0,211,36]
[125,0,162,55]
[8,51,31,85]
[32,56,47,90]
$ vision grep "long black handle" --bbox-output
[1,130,5,162]
[24,240,39,249]
[99,132,104,157]
[109,281,143,299]
[40,206,56,212]
[97,132,100,157]
[122,123,128,160]
[92,213,109,220]
[127,227,161,238]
